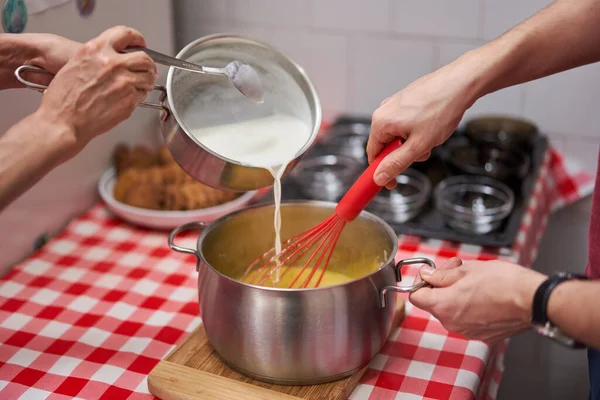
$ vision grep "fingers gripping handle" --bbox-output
[380,257,437,307]
[14,65,168,112]
[335,140,402,222]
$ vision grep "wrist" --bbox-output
[22,33,63,66]
[529,272,589,348]
[451,38,516,107]
[515,270,547,325]
[440,49,495,113]
[31,107,78,164]
[546,279,579,325]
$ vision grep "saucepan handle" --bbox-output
[122,47,204,73]
[168,221,206,261]
[14,65,169,114]
[380,257,436,307]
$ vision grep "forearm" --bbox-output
[454,0,600,104]
[546,280,600,349]
[0,110,76,211]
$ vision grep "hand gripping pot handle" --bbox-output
[14,65,168,114]
[168,222,207,269]
[380,257,437,307]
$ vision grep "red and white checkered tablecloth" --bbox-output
[0,147,593,400]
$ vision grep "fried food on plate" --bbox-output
[113,143,157,175]
[158,145,176,166]
[111,143,242,211]
[164,182,239,211]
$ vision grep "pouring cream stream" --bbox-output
[188,114,312,280]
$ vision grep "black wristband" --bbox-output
[531,271,589,349]
[531,274,569,325]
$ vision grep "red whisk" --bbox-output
[240,140,402,289]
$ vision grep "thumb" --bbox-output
[373,140,423,186]
[420,267,464,288]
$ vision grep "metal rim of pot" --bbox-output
[167,200,433,296]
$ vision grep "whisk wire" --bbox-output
[260,215,338,287]
[240,215,338,286]
[314,221,345,287]
[290,218,344,288]
[300,219,347,288]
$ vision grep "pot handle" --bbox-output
[14,65,169,114]
[168,221,207,258]
[380,257,436,307]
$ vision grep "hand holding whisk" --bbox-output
[240,140,403,288]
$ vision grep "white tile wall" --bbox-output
[564,139,600,177]
[313,0,390,32]
[482,0,554,40]
[394,0,482,39]
[523,63,600,138]
[172,0,600,173]
[180,0,231,24]
[231,26,350,119]
[232,0,312,27]
[349,36,435,114]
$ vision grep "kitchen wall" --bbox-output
[172,0,600,177]
[171,1,597,399]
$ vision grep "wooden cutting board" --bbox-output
[148,298,405,400]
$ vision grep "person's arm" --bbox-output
[0,110,75,211]
[0,33,79,89]
[368,0,600,187]
[409,258,600,349]
[0,26,157,212]
[463,0,600,104]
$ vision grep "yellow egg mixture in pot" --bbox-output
[201,204,392,289]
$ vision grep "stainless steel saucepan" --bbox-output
[168,201,436,385]
[14,34,322,192]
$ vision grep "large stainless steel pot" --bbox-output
[15,34,322,192]
[168,201,435,385]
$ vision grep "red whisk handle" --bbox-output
[335,140,402,222]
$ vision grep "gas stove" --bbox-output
[256,115,548,248]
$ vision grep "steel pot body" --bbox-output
[169,201,432,385]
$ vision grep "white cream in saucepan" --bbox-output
[188,114,311,262]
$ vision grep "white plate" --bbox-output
[98,168,260,230]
